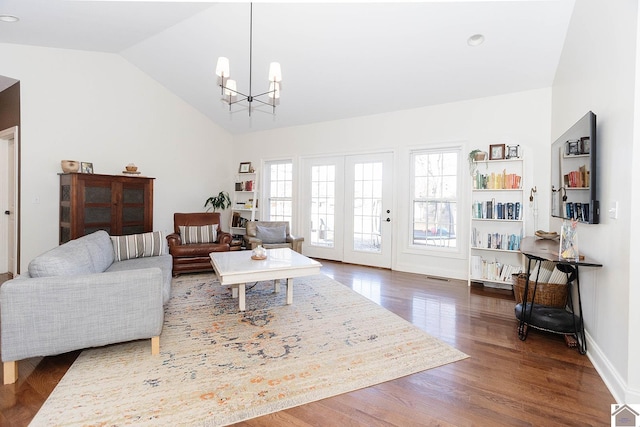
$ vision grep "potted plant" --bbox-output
[204,191,231,212]
[468,149,487,176]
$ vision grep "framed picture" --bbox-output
[580,136,591,154]
[80,162,94,174]
[565,140,580,156]
[489,144,505,160]
[506,145,520,159]
[239,162,251,173]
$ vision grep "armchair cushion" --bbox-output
[256,224,287,244]
[179,224,218,244]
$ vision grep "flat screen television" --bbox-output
[550,111,599,224]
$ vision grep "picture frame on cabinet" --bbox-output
[239,162,252,173]
[489,144,505,160]
[80,162,94,174]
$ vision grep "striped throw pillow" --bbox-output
[179,224,218,244]
[111,231,164,262]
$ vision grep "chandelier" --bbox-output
[215,3,282,116]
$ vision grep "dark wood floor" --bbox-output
[0,262,613,426]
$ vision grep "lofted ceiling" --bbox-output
[0,1,575,134]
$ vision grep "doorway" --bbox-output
[301,152,393,268]
[0,126,19,277]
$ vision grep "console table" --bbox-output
[517,237,602,354]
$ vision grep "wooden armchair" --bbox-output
[166,212,231,276]
[243,221,304,253]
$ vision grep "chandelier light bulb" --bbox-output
[268,82,280,99]
[224,80,237,97]
[215,57,230,77]
[268,62,282,82]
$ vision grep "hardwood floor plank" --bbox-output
[0,260,614,426]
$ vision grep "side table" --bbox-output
[517,237,602,354]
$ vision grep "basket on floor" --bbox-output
[512,273,568,308]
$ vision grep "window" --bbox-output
[411,148,460,248]
[265,160,293,222]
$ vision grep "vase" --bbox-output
[61,160,80,173]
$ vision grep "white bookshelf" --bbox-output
[468,157,525,289]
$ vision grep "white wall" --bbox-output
[551,0,638,403]
[0,43,234,272]
[233,88,552,280]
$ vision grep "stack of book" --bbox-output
[472,200,521,220]
[473,169,522,190]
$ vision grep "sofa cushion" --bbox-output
[256,224,287,244]
[106,254,173,304]
[111,231,164,262]
[28,237,95,278]
[82,230,115,273]
[179,224,218,244]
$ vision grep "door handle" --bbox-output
[385,218,391,222]
[4,210,9,215]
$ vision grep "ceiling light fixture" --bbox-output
[215,3,281,116]
[0,15,19,23]
[467,34,485,47]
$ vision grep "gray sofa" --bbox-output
[0,230,172,384]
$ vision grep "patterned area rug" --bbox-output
[31,273,468,426]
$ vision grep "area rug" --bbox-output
[30,273,468,426]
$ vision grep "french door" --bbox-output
[301,152,393,268]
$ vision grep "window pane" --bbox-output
[352,161,382,253]
[411,150,459,248]
[266,160,293,223]
[310,164,335,248]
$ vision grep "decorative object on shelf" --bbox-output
[215,3,282,116]
[251,244,267,260]
[204,191,231,213]
[239,162,252,173]
[61,160,80,173]
[467,149,487,176]
[534,230,558,240]
[80,162,94,174]
[489,144,505,160]
[559,220,579,261]
[506,145,521,159]
[123,163,141,175]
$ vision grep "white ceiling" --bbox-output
[0,1,575,134]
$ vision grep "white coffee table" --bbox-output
[209,248,322,311]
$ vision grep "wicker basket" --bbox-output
[512,273,568,308]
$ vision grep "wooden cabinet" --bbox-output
[59,173,154,244]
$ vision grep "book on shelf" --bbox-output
[562,202,590,221]
[472,200,521,220]
[473,169,522,190]
[563,165,590,188]
[471,228,521,251]
[477,259,523,283]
